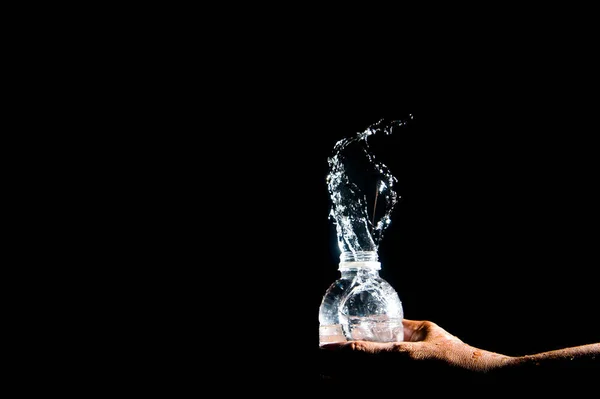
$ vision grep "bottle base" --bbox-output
[347,316,403,342]
[319,325,347,346]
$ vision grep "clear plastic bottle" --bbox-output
[318,250,404,346]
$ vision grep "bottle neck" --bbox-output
[338,250,381,271]
[339,268,380,278]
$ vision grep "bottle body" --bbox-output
[319,251,403,346]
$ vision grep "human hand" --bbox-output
[321,319,511,372]
[319,318,599,392]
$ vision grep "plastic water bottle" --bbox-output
[318,250,404,346]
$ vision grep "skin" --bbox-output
[319,319,599,391]
[322,319,599,372]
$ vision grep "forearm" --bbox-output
[479,343,600,389]
[416,342,600,391]
[318,339,599,389]
[457,343,600,372]
[505,343,599,369]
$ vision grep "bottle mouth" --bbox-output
[339,250,381,270]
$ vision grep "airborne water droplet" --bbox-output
[327,117,411,256]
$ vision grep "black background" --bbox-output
[272,88,599,384]
[119,42,599,390]
[28,8,600,394]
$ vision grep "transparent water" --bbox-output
[344,315,404,342]
[319,266,404,345]
[319,117,411,345]
[327,117,411,254]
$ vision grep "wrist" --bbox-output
[459,345,515,372]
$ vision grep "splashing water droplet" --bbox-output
[327,116,412,256]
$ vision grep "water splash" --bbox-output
[327,116,412,256]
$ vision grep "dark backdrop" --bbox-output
[54,10,600,394]
[277,90,599,384]
[128,56,599,391]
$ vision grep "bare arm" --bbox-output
[325,319,599,372]
[319,319,599,389]
[512,342,599,368]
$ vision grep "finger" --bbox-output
[321,340,397,353]
[319,342,347,350]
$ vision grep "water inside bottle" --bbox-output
[344,315,404,342]
[319,324,346,345]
